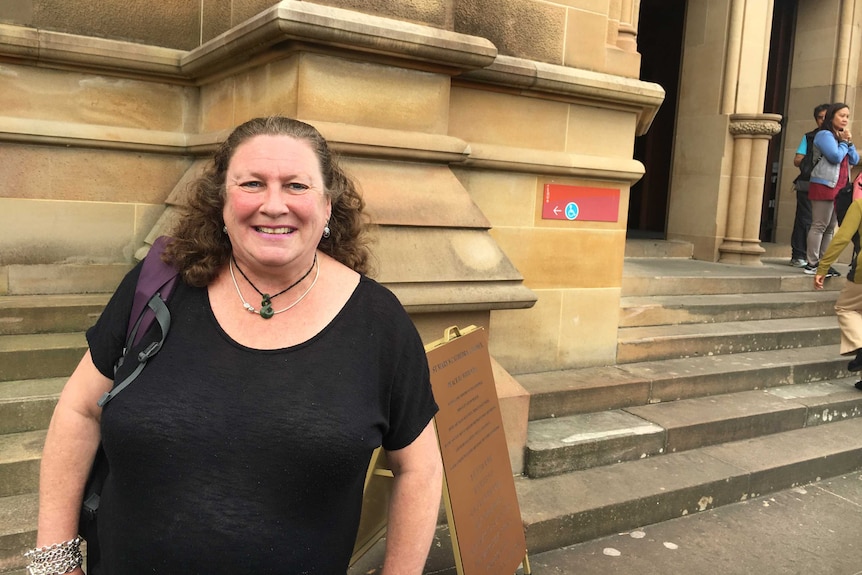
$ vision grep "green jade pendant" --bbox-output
[259,294,274,319]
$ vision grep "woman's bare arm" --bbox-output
[36,351,112,546]
[381,421,443,575]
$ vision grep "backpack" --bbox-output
[795,131,818,191]
[835,172,862,225]
[79,235,179,574]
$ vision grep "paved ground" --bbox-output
[521,471,862,575]
[351,471,862,574]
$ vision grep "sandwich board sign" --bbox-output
[425,325,530,575]
[350,325,530,575]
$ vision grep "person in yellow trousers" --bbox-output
[815,197,862,390]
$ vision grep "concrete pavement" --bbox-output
[351,471,862,574]
[521,471,862,575]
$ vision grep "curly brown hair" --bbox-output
[165,116,372,286]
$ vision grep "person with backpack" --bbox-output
[803,102,859,276]
[29,117,443,575]
[789,103,829,267]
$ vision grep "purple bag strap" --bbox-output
[128,236,179,347]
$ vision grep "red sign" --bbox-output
[542,184,620,222]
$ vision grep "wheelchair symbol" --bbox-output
[565,202,579,220]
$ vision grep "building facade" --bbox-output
[1,0,859,466]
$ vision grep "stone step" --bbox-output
[0,333,87,382]
[621,258,845,297]
[623,239,694,259]
[516,417,862,555]
[619,290,838,328]
[616,316,839,364]
[0,431,45,498]
[0,294,107,336]
[2,263,128,296]
[521,345,850,420]
[524,378,862,478]
[0,493,37,574]
[0,379,64,435]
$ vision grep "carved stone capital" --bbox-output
[728,113,782,138]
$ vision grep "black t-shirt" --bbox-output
[86,265,437,574]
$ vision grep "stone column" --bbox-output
[719,113,782,265]
[610,0,639,52]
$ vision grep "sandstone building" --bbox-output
[0,1,857,469]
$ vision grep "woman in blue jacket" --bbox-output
[804,102,859,275]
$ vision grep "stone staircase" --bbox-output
[4,243,862,574]
[511,243,862,561]
[0,295,107,575]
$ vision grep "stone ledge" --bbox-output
[182,1,498,78]
[387,281,537,313]
[0,23,185,79]
[1,6,662,140]
[457,54,665,135]
[0,116,189,154]
[465,142,645,182]
[0,115,471,162]
[0,115,646,183]
[0,0,497,82]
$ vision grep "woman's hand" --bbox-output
[842,128,853,142]
[814,274,825,290]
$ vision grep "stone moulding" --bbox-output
[0,116,189,153]
[457,55,666,136]
[0,2,661,182]
[0,0,497,82]
[1,2,662,137]
[386,281,538,313]
[0,114,472,164]
[0,116,645,183]
[0,110,649,186]
[465,143,646,183]
[0,24,186,80]
[180,1,498,78]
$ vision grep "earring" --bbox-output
[322,225,331,239]
[223,225,228,233]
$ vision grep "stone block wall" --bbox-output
[0,0,662,380]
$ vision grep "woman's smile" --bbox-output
[255,226,295,235]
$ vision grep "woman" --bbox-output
[30,116,443,574]
[804,102,859,275]
[815,196,862,390]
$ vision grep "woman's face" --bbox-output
[222,135,331,275]
[832,107,851,132]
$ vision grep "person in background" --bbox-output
[814,196,862,390]
[803,102,859,276]
[30,116,443,575]
[790,103,830,267]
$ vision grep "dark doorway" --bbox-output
[761,0,798,242]
[628,0,686,238]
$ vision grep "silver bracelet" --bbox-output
[24,536,83,575]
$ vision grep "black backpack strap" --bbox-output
[99,236,179,407]
[98,291,171,407]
